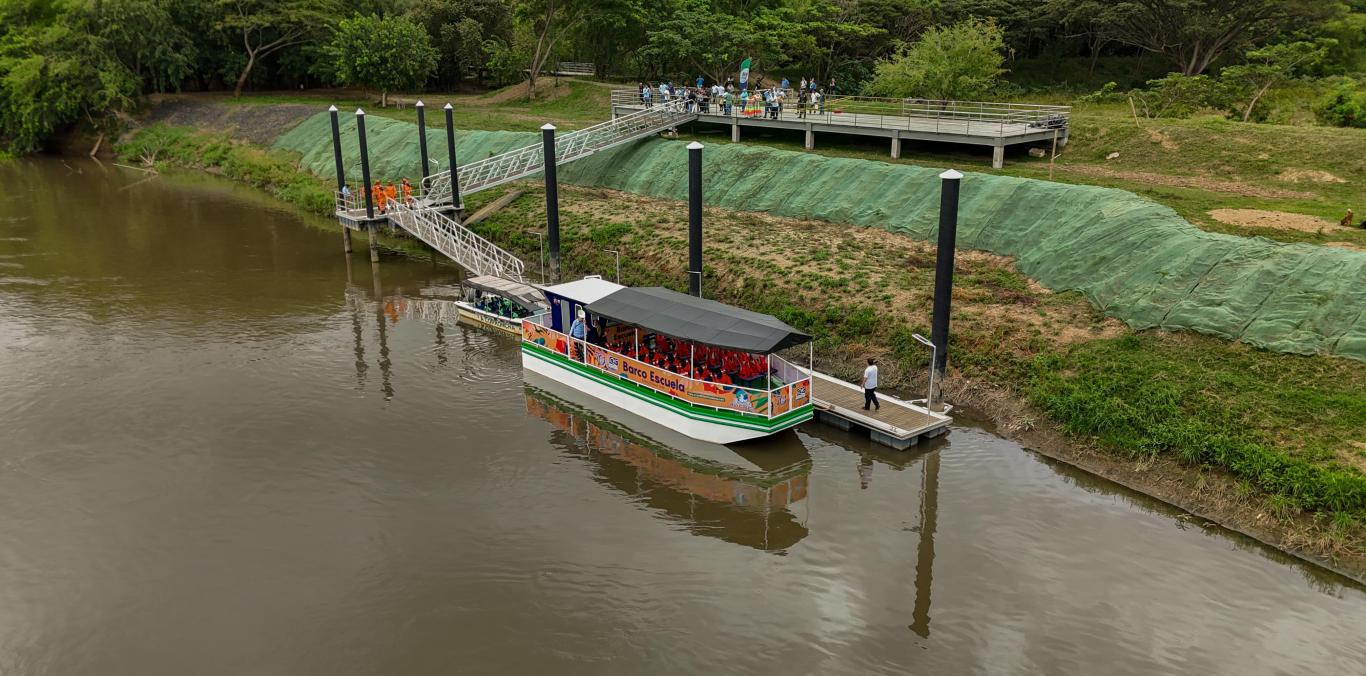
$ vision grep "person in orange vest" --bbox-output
[401,178,414,205]
[371,181,385,214]
[385,182,398,208]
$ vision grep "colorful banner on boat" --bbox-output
[791,378,811,409]
[584,344,769,417]
[522,320,568,354]
[771,384,791,417]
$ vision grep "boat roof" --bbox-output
[464,275,547,311]
[585,287,811,354]
[540,276,625,304]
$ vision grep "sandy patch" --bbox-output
[1208,209,1337,233]
[1145,128,1179,150]
[1324,241,1366,252]
[1276,169,1346,184]
[1061,165,1316,200]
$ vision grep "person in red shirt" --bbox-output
[717,370,733,385]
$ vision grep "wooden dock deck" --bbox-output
[806,371,951,450]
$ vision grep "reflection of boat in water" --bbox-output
[524,371,812,552]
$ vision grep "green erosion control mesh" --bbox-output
[278,112,1366,361]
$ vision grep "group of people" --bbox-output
[338,178,416,215]
[638,75,834,119]
[473,294,535,320]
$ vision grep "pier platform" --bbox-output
[806,371,951,450]
[611,90,1069,168]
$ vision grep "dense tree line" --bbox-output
[2,0,1364,151]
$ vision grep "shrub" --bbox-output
[1313,82,1366,128]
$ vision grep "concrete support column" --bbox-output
[991,145,1005,169]
[804,125,814,150]
[341,227,352,254]
[731,123,740,143]
[891,134,901,160]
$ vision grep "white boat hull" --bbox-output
[521,346,810,445]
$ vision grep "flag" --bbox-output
[739,58,751,94]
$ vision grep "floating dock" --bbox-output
[805,371,951,450]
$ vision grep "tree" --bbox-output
[91,0,197,94]
[0,3,138,151]
[1221,40,1331,122]
[863,18,1007,100]
[1047,0,1114,75]
[324,14,438,105]
[516,0,591,99]
[406,0,512,88]
[1087,0,1340,76]
[216,0,339,97]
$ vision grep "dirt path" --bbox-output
[1059,164,1317,199]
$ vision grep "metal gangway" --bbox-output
[420,100,696,208]
[383,198,527,281]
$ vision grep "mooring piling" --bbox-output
[687,141,704,297]
[445,103,461,212]
[356,108,374,220]
[929,169,961,411]
[329,105,352,254]
[416,101,429,180]
[542,123,561,283]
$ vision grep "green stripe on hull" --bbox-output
[522,343,812,433]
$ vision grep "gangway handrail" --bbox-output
[383,197,526,282]
[420,100,695,206]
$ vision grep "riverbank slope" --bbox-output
[114,98,1366,580]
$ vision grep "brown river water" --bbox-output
[1,158,1364,675]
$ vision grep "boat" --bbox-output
[521,282,815,444]
[454,275,549,336]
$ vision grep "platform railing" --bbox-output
[421,100,696,205]
[610,89,1069,137]
[522,318,813,421]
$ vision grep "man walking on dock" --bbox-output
[861,357,880,411]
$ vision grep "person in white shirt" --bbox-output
[860,357,879,411]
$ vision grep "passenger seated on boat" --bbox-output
[716,370,733,385]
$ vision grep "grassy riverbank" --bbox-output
[114,103,1366,576]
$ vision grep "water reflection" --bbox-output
[524,379,813,552]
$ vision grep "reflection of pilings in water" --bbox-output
[909,450,940,639]
[371,263,394,400]
[435,323,447,366]
[348,289,368,389]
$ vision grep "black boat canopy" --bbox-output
[585,287,811,354]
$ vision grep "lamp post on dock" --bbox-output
[912,333,937,411]
[928,169,961,412]
[604,249,621,283]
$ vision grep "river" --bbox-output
[2,158,1364,675]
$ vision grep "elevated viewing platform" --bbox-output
[610,90,1069,168]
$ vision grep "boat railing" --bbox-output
[521,320,812,421]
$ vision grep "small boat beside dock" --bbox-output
[455,275,549,336]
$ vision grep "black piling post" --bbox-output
[929,169,961,410]
[416,100,429,180]
[329,105,352,254]
[357,108,374,220]
[687,141,704,297]
[542,123,561,283]
[445,103,461,211]
[356,108,379,263]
